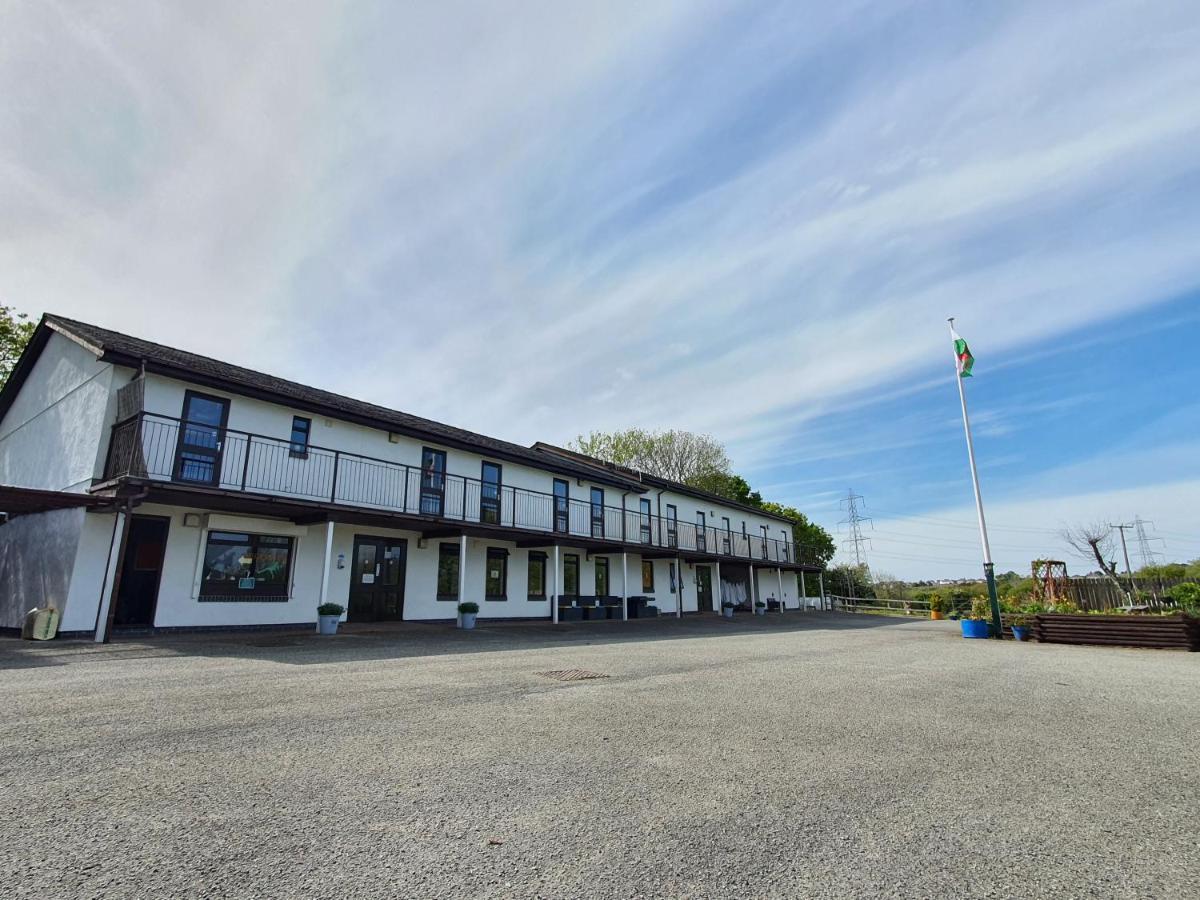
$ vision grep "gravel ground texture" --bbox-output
[1,613,1197,899]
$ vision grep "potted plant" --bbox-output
[316,602,344,635]
[721,601,735,620]
[1008,613,1032,642]
[960,596,991,639]
[458,601,479,630]
[754,601,767,616]
[928,594,945,621]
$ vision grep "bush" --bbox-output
[317,602,345,616]
[458,601,480,614]
[1166,582,1200,615]
[967,595,991,621]
[927,593,944,613]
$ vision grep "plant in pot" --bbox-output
[928,593,945,621]
[1008,613,1032,642]
[721,600,736,620]
[960,596,991,639]
[458,601,479,630]
[316,602,345,635]
[754,601,767,616]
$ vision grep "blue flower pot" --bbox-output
[1011,625,1029,642]
[961,619,990,639]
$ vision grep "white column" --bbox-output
[94,509,129,643]
[675,557,682,618]
[777,567,785,614]
[318,520,336,607]
[748,564,756,613]
[714,560,722,615]
[800,570,807,611]
[458,534,468,612]
[621,552,629,621]
[552,544,560,624]
[819,572,826,610]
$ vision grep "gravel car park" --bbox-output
[2,613,1197,899]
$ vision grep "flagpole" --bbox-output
[948,317,1003,639]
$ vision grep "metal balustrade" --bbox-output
[103,412,819,566]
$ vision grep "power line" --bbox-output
[866,507,1061,535]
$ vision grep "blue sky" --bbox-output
[2,1,1199,577]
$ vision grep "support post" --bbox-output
[458,534,468,616]
[318,520,336,608]
[749,563,756,613]
[675,557,682,618]
[777,567,785,614]
[800,570,807,611]
[715,560,722,615]
[552,544,560,624]
[819,572,826,610]
[621,552,629,621]
[94,507,130,643]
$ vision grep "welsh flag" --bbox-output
[951,326,975,377]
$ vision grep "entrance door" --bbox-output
[348,536,407,621]
[174,391,230,485]
[696,565,714,613]
[114,516,169,627]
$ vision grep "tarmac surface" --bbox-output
[2,612,1197,898]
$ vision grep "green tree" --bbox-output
[826,563,875,598]
[757,500,836,568]
[569,428,731,484]
[0,306,36,388]
[688,471,761,506]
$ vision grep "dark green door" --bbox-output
[348,536,407,621]
[696,565,714,612]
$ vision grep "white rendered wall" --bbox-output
[0,332,114,491]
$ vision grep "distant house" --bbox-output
[0,315,819,638]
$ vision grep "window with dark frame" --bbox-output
[666,504,678,548]
[781,528,790,561]
[641,559,654,592]
[421,447,447,516]
[563,554,580,596]
[594,557,609,596]
[761,525,769,559]
[553,479,569,533]
[480,461,502,525]
[437,543,460,600]
[527,552,547,599]
[639,498,652,543]
[485,548,508,600]
[288,416,311,458]
[696,511,707,552]
[590,487,605,538]
[722,516,732,554]
[669,562,677,593]
[200,531,293,600]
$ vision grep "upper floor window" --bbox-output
[781,529,790,561]
[666,504,678,548]
[421,448,447,516]
[289,416,311,458]
[760,525,769,559]
[590,487,605,538]
[721,516,732,554]
[553,479,569,533]
[480,461,501,525]
[639,498,653,543]
[175,391,229,486]
[696,511,707,552]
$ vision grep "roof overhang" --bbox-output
[0,485,110,519]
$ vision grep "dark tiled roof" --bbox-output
[530,442,794,524]
[42,315,645,490]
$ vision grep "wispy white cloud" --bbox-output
[2,0,1199,562]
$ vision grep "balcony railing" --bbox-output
[103,412,821,567]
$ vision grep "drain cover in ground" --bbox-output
[535,669,609,681]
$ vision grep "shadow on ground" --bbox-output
[0,611,932,670]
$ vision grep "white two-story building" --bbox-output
[0,315,823,639]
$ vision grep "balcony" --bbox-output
[102,412,820,568]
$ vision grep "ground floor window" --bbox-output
[486,548,508,600]
[669,562,677,594]
[437,543,459,600]
[642,560,654,592]
[200,531,292,601]
[563,554,579,596]
[528,552,547,599]
[595,557,609,596]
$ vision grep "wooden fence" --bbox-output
[1064,576,1199,611]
